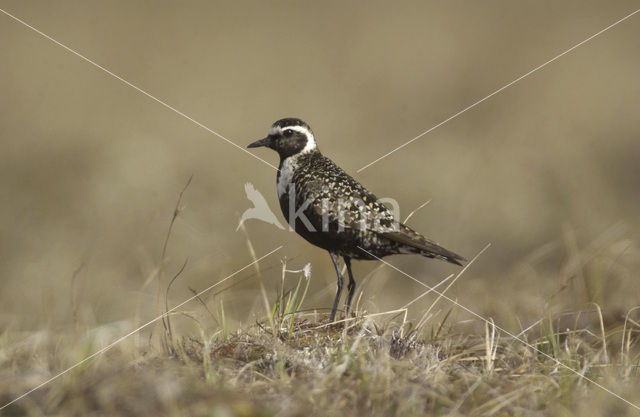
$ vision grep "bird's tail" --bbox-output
[382,228,466,266]
[414,238,466,266]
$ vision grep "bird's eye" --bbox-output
[283,129,294,137]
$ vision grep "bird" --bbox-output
[236,182,285,231]
[248,118,466,321]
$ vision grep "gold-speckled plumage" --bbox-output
[249,118,465,320]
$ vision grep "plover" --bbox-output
[248,118,465,321]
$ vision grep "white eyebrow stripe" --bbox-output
[270,125,313,138]
[284,125,310,134]
[269,125,281,136]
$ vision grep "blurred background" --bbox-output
[1,0,639,337]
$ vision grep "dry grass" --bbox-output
[2,246,640,417]
[2,314,640,416]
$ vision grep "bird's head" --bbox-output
[248,118,318,159]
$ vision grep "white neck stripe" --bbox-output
[301,133,317,153]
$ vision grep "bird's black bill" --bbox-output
[247,137,272,149]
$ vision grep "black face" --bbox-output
[248,118,315,159]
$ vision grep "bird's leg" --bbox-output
[329,252,344,321]
[343,256,356,317]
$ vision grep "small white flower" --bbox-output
[302,263,312,280]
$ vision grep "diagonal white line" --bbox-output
[0,7,278,171]
[400,273,454,309]
[357,7,640,172]
[0,246,283,411]
[357,246,640,412]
